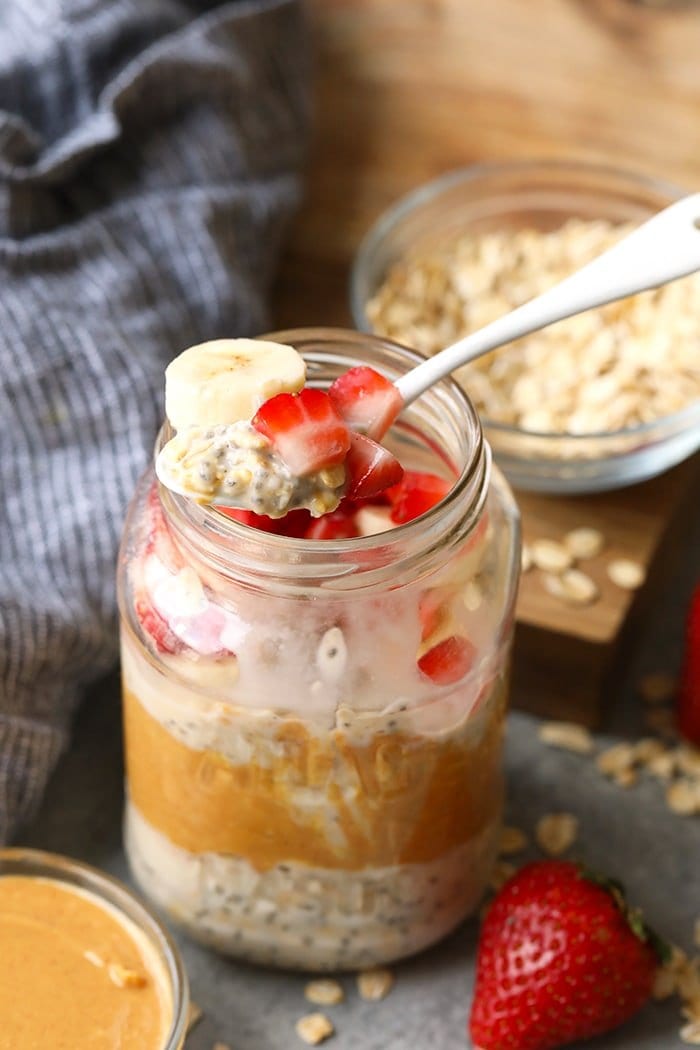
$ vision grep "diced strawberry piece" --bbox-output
[328,366,403,441]
[145,482,182,571]
[252,388,351,476]
[133,582,181,654]
[344,432,404,501]
[305,508,360,541]
[678,583,700,745]
[417,635,475,686]
[279,509,315,538]
[216,507,313,537]
[388,470,451,525]
[418,589,447,642]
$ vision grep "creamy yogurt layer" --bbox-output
[156,421,346,518]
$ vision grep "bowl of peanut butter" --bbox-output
[0,848,189,1050]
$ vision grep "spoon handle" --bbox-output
[395,192,700,407]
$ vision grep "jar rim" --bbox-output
[160,328,491,592]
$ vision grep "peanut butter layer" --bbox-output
[0,875,170,1050]
[123,684,505,872]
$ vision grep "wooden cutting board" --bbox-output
[271,0,700,725]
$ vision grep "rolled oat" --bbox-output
[544,568,598,606]
[596,742,636,778]
[538,721,594,754]
[357,968,394,1001]
[295,1013,335,1045]
[530,539,573,574]
[666,780,699,816]
[680,1021,700,1046]
[304,980,344,1006]
[564,527,605,560]
[607,558,646,590]
[535,813,579,856]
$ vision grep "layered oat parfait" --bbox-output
[118,329,520,971]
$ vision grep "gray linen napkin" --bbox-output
[0,0,309,843]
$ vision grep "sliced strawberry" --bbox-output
[145,482,182,571]
[217,506,312,537]
[133,578,180,654]
[418,589,447,642]
[388,470,451,525]
[252,388,351,476]
[328,366,403,441]
[305,508,360,541]
[344,432,404,501]
[418,635,475,686]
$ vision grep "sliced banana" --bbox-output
[165,338,306,431]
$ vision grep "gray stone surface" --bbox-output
[22,509,700,1050]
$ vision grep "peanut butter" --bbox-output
[123,685,504,872]
[0,875,171,1050]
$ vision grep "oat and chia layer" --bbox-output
[126,802,500,971]
[156,421,345,517]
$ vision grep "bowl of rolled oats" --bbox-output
[351,160,700,492]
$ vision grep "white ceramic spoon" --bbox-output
[394,192,700,406]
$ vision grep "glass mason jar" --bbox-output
[118,328,520,972]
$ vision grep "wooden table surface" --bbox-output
[271,0,700,724]
[274,0,700,327]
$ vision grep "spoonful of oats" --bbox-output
[157,194,700,516]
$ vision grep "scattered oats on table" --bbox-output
[543,568,598,606]
[538,721,594,754]
[304,980,344,1006]
[530,539,573,574]
[357,968,394,1001]
[535,813,579,855]
[521,543,533,573]
[213,1043,232,1050]
[499,825,528,855]
[563,526,605,560]
[607,558,646,590]
[295,1012,335,1045]
[596,742,636,778]
[680,1021,700,1046]
[666,779,700,816]
[632,737,668,764]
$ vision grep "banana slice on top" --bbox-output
[165,338,306,431]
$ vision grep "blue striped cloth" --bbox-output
[0,0,309,842]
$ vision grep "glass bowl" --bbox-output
[350,160,700,493]
[0,847,189,1049]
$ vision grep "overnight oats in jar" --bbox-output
[117,329,520,971]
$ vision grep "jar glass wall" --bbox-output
[117,329,520,971]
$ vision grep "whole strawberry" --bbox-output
[469,860,665,1050]
[677,583,700,746]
